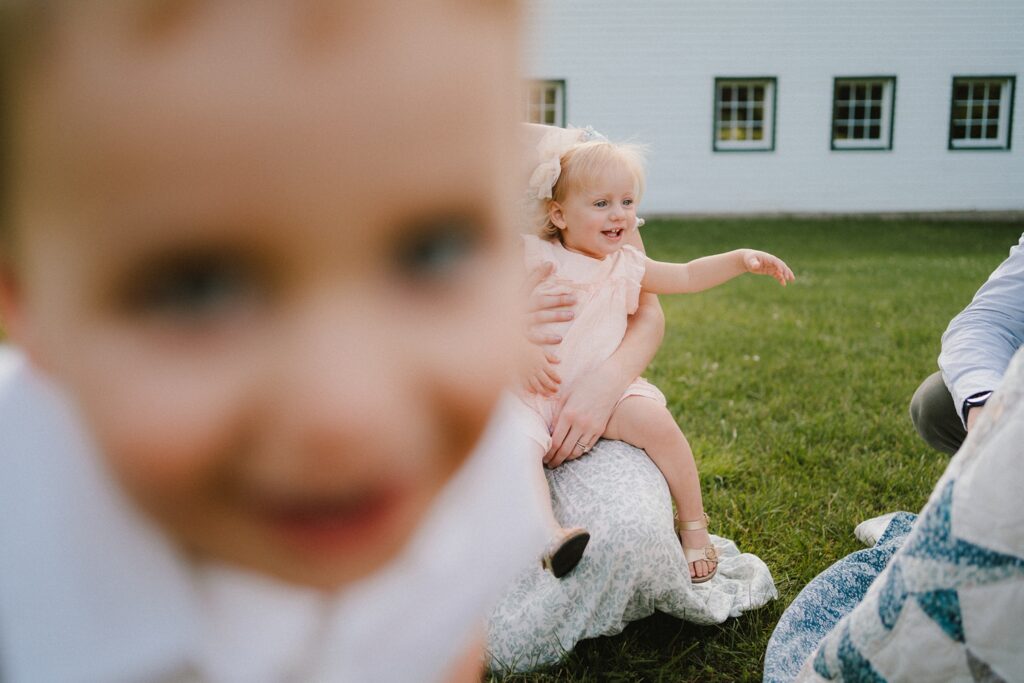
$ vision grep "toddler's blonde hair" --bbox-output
[539,140,647,241]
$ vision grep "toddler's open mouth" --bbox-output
[257,487,405,554]
[601,228,624,240]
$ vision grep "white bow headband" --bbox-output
[526,125,606,201]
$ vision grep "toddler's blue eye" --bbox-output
[126,253,262,321]
[623,199,634,206]
[594,200,608,208]
[395,216,482,282]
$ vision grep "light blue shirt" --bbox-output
[939,232,1024,426]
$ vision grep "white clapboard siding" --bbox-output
[523,1,1024,214]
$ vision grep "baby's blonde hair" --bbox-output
[539,140,647,240]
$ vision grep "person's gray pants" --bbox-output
[909,371,966,455]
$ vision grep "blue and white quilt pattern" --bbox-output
[766,349,1024,682]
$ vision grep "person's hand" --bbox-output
[521,345,561,397]
[544,363,625,468]
[521,262,575,345]
[742,250,795,286]
[967,405,985,431]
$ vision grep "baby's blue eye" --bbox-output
[126,253,262,321]
[623,199,634,206]
[594,200,608,208]
[395,216,482,282]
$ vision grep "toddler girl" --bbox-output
[0,2,547,681]
[520,129,794,582]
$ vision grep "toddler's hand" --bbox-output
[742,250,795,286]
[521,345,561,397]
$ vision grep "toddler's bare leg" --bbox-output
[604,397,715,580]
[530,441,590,577]
[529,442,563,533]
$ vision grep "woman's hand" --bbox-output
[522,262,575,345]
[544,362,628,468]
[741,249,795,286]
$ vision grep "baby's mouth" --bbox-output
[602,228,624,239]
[256,488,405,553]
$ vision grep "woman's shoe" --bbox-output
[677,513,719,584]
[541,527,590,578]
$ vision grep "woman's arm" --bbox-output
[642,249,794,295]
[544,229,665,467]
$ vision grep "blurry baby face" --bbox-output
[3,1,522,589]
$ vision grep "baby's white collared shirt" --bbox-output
[0,347,547,683]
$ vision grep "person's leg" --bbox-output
[530,441,590,577]
[604,396,715,580]
[909,371,966,455]
[530,445,562,533]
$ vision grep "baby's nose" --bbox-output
[266,300,425,461]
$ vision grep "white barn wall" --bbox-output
[523,1,1024,214]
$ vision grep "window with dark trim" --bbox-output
[525,80,566,127]
[948,76,1015,150]
[831,77,896,151]
[713,77,777,152]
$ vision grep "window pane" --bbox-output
[955,83,969,99]
[544,88,556,105]
[954,104,969,120]
[836,125,849,139]
[853,124,864,139]
[972,104,985,119]
[871,84,883,99]
[970,124,982,138]
[869,124,881,139]
[837,105,850,120]
[856,84,867,100]
[837,84,851,100]
[988,103,1001,118]
[952,123,967,139]
[972,83,985,99]
[715,80,773,148]
[986,123,999,139]
[854,104,865,119]
[869,105,881,119]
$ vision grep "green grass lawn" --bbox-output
[490,216,1023,683]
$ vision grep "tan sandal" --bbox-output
[677,513,719,584]
[541,527,590,578]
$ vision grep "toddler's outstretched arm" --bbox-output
[641,249,794,295]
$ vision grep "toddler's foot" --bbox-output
[677,513,719,583]
[541,527,590,578]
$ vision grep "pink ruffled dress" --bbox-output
[517,234,666,451]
